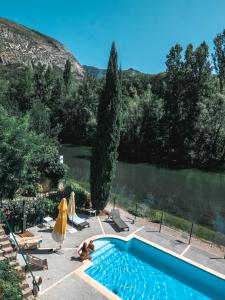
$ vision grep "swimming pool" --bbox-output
[85,237,225,300]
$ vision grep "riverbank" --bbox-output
[68,177,225,250]
[61,145,225,235]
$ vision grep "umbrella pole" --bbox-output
[53,241,63,254]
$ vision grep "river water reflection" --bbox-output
[61,145,225,233]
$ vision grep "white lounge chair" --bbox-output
[68,214,90,230]
[43,216,55,229]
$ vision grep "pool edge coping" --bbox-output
[75,233,225,300]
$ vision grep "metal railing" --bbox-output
[113,197,225,252]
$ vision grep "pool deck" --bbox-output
[19,211,225,300]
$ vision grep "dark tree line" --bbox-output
[1,30,225,173]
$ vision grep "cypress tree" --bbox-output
[63,59,72,93]
[90,42,122,211]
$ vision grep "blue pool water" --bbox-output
[85,238,225,300]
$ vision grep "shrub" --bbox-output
[64,179,89,208]
[4,197,59,230]
[43,156,66,186]
[0,260,23,300]
[146,208,163,223]
[3,178,90,231]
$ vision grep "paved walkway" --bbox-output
[18,211,225,300]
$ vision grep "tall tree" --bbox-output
[63,59,72,93]
[213,29,225,93]
[29,100,51,136]
[163,44,184,161]
[90,42,122,211]
[33,63,47,101]
[10,66,34,113]
[184,42,212,161]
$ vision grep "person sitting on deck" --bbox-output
[87,240,95,252]
[78,242,92,262]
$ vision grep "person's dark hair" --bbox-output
[82,242,87,251]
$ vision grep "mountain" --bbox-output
[0,17,84,77]
[83,65,106,78]
[83,65,142,78]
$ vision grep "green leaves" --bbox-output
[0,260,23,300]
[0,106,65,198]
[90,42,122,211]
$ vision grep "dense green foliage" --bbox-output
[0,64,66,198]
[5,197,59,230]
[1,30,225,205]
[0,106,65,198]
[0,260,23,300]
[25,30,224,171]
[4,178,88,230]
[90,42,122,211]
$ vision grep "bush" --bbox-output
[146,208,163,223]
[0,260,23,300]
[64,179,89,208]
[3,178,90,231]
[43,156,66,186]
[4,197,59,230]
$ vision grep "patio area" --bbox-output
[19,210,225,300]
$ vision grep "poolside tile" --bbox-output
[136,227,187,255]
[184,246,225,275]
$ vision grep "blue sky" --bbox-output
[1,0,225,73]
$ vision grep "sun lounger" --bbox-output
[43,216,55,229]
[26,253,48,271]
[68,214,90,230]
[112,209,129,231]
[9,232,42,250]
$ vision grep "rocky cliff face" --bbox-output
[0,18,84,77]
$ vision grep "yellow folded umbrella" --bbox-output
[67,192,75,217]
[52,198,67,244]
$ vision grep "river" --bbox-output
[61,145,225,233]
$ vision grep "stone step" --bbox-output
[0,245,13,254]
[0,240,11,248]
[0,235,9,243]
[26,295,36,300]
[15,265,24,273]
[20,280,29,290]
[9,259,19,267]
[0,255,5,261]
[22,287,33,298]
[15,265,26,278]
[3,251,17,261]
[21,273,26,280]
